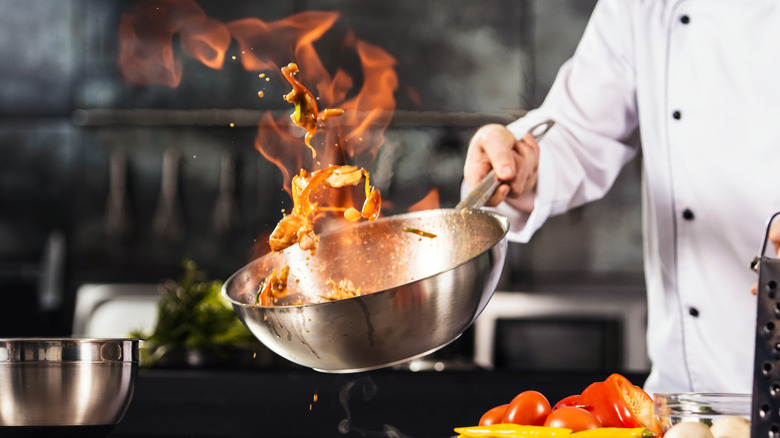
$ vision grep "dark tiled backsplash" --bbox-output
[0,0,643,337]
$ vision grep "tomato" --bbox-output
[542,406,602,432]
[553,395,586,410]
[479,404,508,426]
[502,390,551,426]
[579,374,663,437]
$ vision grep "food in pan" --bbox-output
[323,278,362,301]
[281,62,344,158]
[403,227,437,238]
[255,271,363,306]
[255,266,290,306]
[268,164,381,253]
[261,63,382,306]
[270,62,381,255]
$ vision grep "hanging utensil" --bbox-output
[152,148,184,241]
[103,148,132,239]
[212,151,238,236]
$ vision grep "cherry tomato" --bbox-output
[542,406,602,432]
[579,374,663,437]
[552,395,584,410]
[479,404,508,426]
[502,390,551,426]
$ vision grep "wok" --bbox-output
[222,120,554,373]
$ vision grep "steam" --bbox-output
[337,377,412,438]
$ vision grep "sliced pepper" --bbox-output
[454,424,572,437]
[578,374,663,437]
[403,227,437,238]
[569,427,655,438]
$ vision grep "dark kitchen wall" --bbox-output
[0,0,640,336]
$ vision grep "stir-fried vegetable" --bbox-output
[281,62,344,158]
[403,227,437,238]
[268,165,381,253]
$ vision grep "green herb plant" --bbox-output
[130,259,257,367]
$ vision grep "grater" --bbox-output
[752,211,780,438]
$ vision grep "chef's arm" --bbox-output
[463,0,641,243]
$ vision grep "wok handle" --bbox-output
[456,119,555,210]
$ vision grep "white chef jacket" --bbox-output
[496,0,780,394]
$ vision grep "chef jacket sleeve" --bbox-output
[499,0,642,243]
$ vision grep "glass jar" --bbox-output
[653,393,751,432]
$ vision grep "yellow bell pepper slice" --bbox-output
[568,427,655,438]
[454,424,573,437]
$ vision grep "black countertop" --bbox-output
[108,368,649,438]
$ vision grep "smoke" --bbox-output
[337,376,412,438]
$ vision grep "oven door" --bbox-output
[473,290,649,373]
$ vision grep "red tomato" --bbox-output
[502,390,551,426]
[553,395,584,410]
[479,404,508,426]
[579,374,663,437]
[543,406,602,432]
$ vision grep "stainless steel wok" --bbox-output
[222,120,553,373]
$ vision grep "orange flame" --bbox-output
[118,1,400,258]
[227,11,339,75]
[336,38,398,161]
[118,0,230,87]
[179,16,231,69]
[408,189,440,212]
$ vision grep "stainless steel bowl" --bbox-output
[223,208,508,373]
[0,338,138,436]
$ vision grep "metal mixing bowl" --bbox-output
[223,208,508,372]
[0,338,138,437]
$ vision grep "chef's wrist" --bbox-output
[505,188,536,214]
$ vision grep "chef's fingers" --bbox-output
[512,133,540,194]
[464,124,518,190]
[769,218,780,256]
[751,220,780,295]
[484,184,510,207]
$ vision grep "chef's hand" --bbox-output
[751,218,780,295]
[463,124,540,212]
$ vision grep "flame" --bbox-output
[118,1,401,259]
[408,189,440,212]
[179,16,231,69]
[249,231,273,260]
[336,38,398,160]
[253,113,302,193]
[227,11,339,75]
[118,0,229,87]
